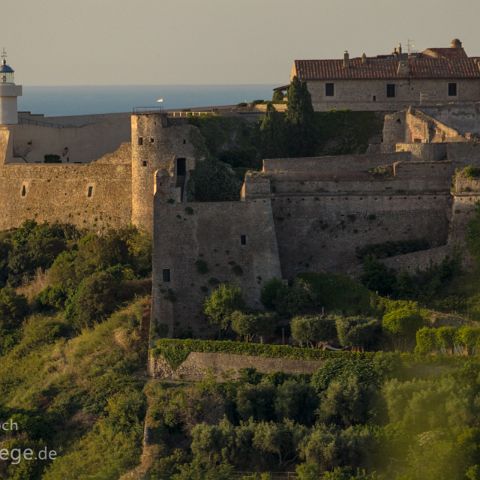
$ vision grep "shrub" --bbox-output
[291,315,337,347]
[335,317,382,350]
[297,272,375,316]
[382,307,424,350]
[415,327,438,354]
[231,311,276,342]
[187,159,242,202]
[260,278,288,310]
[203,284,245,330]
[0,287,29,331]
[360,256,397,296]
[65,271,123,330]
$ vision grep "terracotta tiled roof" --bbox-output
[294,50,480,81]
[423,47,468,60]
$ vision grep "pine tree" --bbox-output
[286,76,316,157]
[259,102,288,158]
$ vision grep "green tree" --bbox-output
[236,383,276,422]
[436,326,457,354]
[286,76,316,157]
[291,315,337,347]
[274,380,318,425]
[360,256,397,296]
[260,278,288,310]
[382,307,424,350]
[203,284,245,330]
[187,159,242,202]
[457,327,480,356]
[231,310,276,342]
[415,327,438,354]
[260,103,287,158]
[0,287,29,330]
[65,270,122,330]
[335,317,382,350]
[272,89,285,103]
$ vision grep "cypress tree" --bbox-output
[286,76,316,157]
[259,102,288,158]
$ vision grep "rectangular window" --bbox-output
[150,137,155,144]
[162,269,171,282]
[138,137,143,146]
[240,234,247,245]
[325,83,335,97]
[448,82,457,97]
[142,160,147,167]
[176,158,187,176]
[21,184,27,197]
[386,84,396,98]
[87,186,94,198]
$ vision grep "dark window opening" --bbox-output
[138,137,143,146]
[386,84,396,98]
[21,185,27,197]
[150,137,155,144]
[414,138,422,143]
[176,158,187,176]
[163,269,171,282]
[87,186,94,198]
[325,83,335,97]
[373,95,377,102]
[240,234,247,245]
[448,82,458,97]
[183,139,186,144]
[142,160,147,167]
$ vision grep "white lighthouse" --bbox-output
[0,49,22,125]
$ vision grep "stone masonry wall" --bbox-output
[0,143,132,231]
[307,79,480,112]
[149,352,324,381]
[270,193,451,278]
[131,114,200,233]
[152,198,282,337]
[9,115,130,164]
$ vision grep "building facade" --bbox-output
[289,39,480,111]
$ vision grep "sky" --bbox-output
[2,0,480,86]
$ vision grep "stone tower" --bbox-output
[0,50,22,125]
[131,112,199,232]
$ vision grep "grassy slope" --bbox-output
[0,298,149,480]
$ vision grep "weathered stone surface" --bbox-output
[149,352,324,381]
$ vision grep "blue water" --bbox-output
[18,85,277,117]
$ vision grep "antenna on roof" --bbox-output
[407,39,417,55]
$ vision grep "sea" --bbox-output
[17,84,277,117]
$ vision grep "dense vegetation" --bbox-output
[0,221,151,479]
[187,77,382,202]
[146,355,480,480]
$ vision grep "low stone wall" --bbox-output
[149,352,324,381]
[381,245,452,273]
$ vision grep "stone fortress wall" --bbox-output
[150,103,480,335]
[12,112,130,163]
[0,102,480,336]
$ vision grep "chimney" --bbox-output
[343,50,350,68]
[361,53,367,64]
[398,43,403,55]
[397,59,410,76]
[451,38,462,49]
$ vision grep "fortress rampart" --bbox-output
[0,142,132,231]
[0,105,479,337]
[152,197,281,337]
